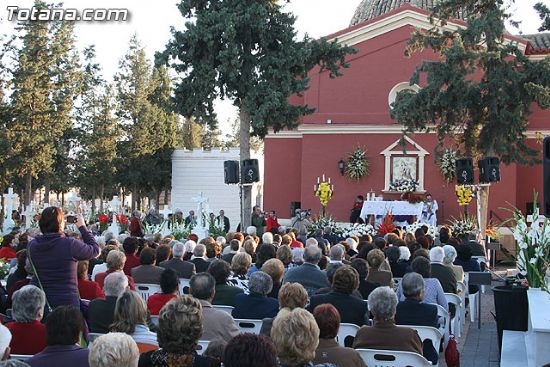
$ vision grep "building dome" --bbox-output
[350,0,441,26]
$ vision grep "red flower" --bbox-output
[98,213,108,224]
[377,213,396,234]
[117,214,129,225]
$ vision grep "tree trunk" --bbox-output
[44,180,50,206]
[240,107,252,229]
[132,186,137,212]
[99,184,105,212]
[25,173,32,206]
[91,187,96,214]
[61,192,65,208]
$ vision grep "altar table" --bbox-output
[360,200,423,221]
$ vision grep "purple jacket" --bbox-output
[28,226,100,309]
[26,345,89,367]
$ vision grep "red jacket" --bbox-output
[147,293,177,315]
[6,320,47,355]
[95,270,136,291]
[123,253,141,276]
[266,217,280,233]
[78,278,105,300]
[290,240,304,248]
[129,217,144,237]
[0,247,16,260]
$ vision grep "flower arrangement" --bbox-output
[209,219,226,238]
[341,223,376,238]
[309,214,342,236]
[171,222,193,241]
[389,179,418,193]
[377,213,396,234]
[315,181,334,207]
[401,191,423,204]
[456,185,474,206]
[0,259,11,280]
[448,214,477,239]
[345,147,370,180]
[486,222,499,241]
[509,196,550,290]
[438,149,457,182]
[406,222,437,237]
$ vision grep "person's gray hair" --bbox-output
[324,226,332,234]
[104,271,129,297]
[117,234,128,244]
[246,226,257,236]
[194,244,206,257]
[95,236,106,249]
[248,271,273,296]
[429,246,445,263]
[168,240,180,248]
[102,231,115,243]
[88,332,139,367]
[305,238,318,247]
[401,272,425,299]
[106,250,126,270]
[329,244,345,261]
[184,240,197,253]
[0,324,11,360]
[278,226,287,234]
[216,236,226,246]
[292,248,304,264]
[346,238,358,251]
[443,245,457,264]
[368,286,398,321]
[262,232,274,245]
[303,245,322,264]
[399,246,411,261]
[12,285,45,323]
[189,273,216,300]
[172,241,185,258]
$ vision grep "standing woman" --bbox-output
[28,207,100,311]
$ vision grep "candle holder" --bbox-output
[314,175,334,216]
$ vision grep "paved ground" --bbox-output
[439,277,508,367]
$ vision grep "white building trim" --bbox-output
[380,136,429,192]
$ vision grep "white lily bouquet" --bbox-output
[510,199,550,290]
[341,223,376,238]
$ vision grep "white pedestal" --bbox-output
[526,289,550,367]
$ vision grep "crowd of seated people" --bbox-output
[0,206,487,367]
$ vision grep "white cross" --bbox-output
[110,196,121,214]
[4,188,18,220]
[24,202,34,229]
[161,205,172,219]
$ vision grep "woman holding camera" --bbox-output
[28,207,100,311]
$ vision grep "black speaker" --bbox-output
[544,137,550,216]
[478,157,500,183]
[290,201,301,218]
[224,160,240,184]
[241,159,260,183]
[456,158,474,184]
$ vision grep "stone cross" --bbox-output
[110,196,121,214]
[24,202,34,229]
[161,205,172,220]
[192,192,210,229]
[4,188,17,220]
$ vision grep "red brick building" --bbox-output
[263,1,550,222]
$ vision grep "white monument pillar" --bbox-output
[3,188,18,234]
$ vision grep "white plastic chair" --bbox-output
[409,325,443,363]
[337,323,360,347]
[196,340,210,355]
[213,305,234,315]
[87,332,105,344]
[457,282,467,327]
[135,283,162,302]
[434,304,450,348]
[234,319,263,334]
[150,315,159,326]
[356,348,432,367]
[10,354,33,361]
[445,293,462,338]
[464,273,479,322]
[179,278,191,294]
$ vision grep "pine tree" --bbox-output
[535,2,550,31]
[391,0,550,164]
[159,0,355,226]
[180,117,203,149]
[6,2,55,205]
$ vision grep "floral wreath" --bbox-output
[345,147,370,180]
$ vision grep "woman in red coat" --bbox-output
[77,260,104,301]
[0,234,17,260]
[129,211,144,238]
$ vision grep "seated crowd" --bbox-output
[0,208,485,367]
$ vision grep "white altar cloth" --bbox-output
[360,200,423,220]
